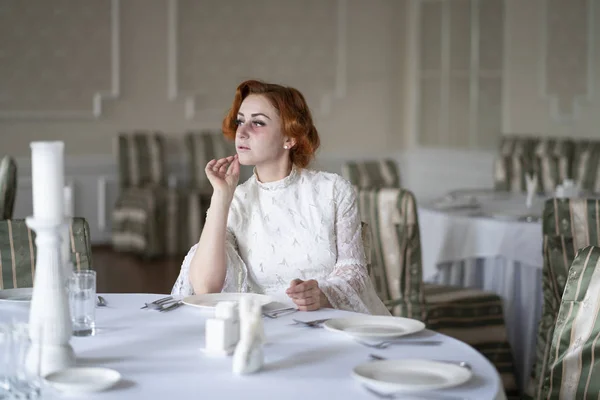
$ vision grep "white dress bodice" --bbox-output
[172,167,389,315]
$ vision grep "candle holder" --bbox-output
[25,217,75,377]
[25,141,75,377]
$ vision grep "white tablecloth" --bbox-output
[2,294,506,400]
[418,193,545,392]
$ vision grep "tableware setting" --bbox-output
[182,293,274,310]
[322,316,426,340]
[352,358,473,395]
[0,287,33,305]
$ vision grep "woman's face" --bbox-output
[235,94,289,166]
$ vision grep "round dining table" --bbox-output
[3,293,507,400]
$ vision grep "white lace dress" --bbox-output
[171,166,390,316]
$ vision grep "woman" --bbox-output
[172,80,389,315]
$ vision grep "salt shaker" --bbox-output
[232,298,264,374]
[204,301,239,356]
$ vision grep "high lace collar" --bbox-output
[253,165,299,191]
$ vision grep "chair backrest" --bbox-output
[185,131,235,191]
[341,159,400,190]
[573,140,600,193]
[0,156,17,219]
[115,132,166,189]
[493,155,533,192]
[527,198,600,397]
[357,188,426,321]
[0,217,93,289]
[540,245,600,399]
[532,139,575,193]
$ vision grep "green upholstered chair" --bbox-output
[358,188,518,397]
[0,217,92,289]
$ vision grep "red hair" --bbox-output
[222,80,320,168]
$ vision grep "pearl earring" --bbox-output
[284,145,289,150]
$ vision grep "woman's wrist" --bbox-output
[211,191,233,209]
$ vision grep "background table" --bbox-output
[418,193,544,391]
[2,293,506,399]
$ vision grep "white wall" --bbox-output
[10,0,594,244]
[503,0,600,137]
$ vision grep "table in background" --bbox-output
[418,192,544,391]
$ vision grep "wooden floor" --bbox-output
[92,246,183,294]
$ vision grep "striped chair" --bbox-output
[185,131,235,194]
[358,188,518,397]
[0,218,92,289]
[161,131,237,256]
[493,136,538,192]
[0,156,17,219]
[573,140,600,193]
[532,139,575,194]
[539,245,600,399]
[341,159,400,189]
[525,198,600,399]
[111,132,168,258]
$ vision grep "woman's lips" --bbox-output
[237,145,250,151]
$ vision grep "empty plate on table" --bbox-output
[182,293,273,310]
[0,288,32,304]
[323,316,425,339]
[353,359,472,393]
[44,367,121,394]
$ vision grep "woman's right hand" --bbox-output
[205,154,240,202]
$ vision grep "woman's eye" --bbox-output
[235,119,244,126]
[252,120,265,127]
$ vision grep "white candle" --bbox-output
[30,142,65,223]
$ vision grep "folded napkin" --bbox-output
[525,174,537,209]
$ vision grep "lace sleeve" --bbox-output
[171,205,251,295]
[318,178,390,316]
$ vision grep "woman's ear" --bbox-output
[285,138,296,149]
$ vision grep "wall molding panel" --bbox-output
[0,0,120,119]
[167,0,348,120]
[540,0,594,124]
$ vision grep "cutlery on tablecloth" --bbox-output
[355,339,442,349]
[362,385,468,400]
[159,301,183,312]
[96,296,107,307]
[369,354,472,370]
[292,318,330,327]
[141,296,173,309]
[262,307,298,319]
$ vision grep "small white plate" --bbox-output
[352,359,472,393]
[44,367,121,394]
[0,288,32,304]
[323,316,425,339]
[182,293,273,310]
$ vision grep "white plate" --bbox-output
[323,316,425,339]
[352,359,472,393]
[0,288,32,304]
[182,293,273,310]
[44,367,121,394]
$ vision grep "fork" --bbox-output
[262,307,298,319]
[158,300,183,312]
[355,339,442,349]
[292,318,330,327]
[141,296,173,309]
[362,385,467,400]
[369,354,472,370]
[96,296,107,307]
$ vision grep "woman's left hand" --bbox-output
[285,279,331,311]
